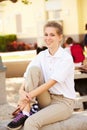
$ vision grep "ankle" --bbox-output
[22,111,30,117]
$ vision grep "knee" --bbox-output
[29,66,40,71]
[29,66,44,80]
[24,118,31,130]
[24,116,39,130]
[29,66,41,74]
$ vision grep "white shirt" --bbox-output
[24,47,76,99]
[64,47,71,54]
[64,44,73,54]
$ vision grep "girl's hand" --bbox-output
[18,89,30,110]
[17,99,29,110]
[19,89,29,101]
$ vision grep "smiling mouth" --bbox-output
[46,43,51,46]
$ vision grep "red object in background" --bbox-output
[70,44,85,63]
[7,41,37,52]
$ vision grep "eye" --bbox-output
[50,33,55,36]
[44,33,55,37]
[44,33,48,36]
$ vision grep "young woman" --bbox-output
[7,21,76,130]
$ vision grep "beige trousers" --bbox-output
[24,66,74,130]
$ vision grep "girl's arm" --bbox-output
[28,79,57,99]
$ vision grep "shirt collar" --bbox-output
[46,46,63,58]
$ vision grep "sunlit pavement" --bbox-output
[0,77,23,128]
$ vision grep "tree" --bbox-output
[0,0,17,2]
[0,0,48,5]
[0,0,32,4]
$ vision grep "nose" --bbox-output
[46,35,51,40]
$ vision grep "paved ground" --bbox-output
[0,77,87,130]
[0,77,23,129]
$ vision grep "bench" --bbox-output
[22,95,87,130]
[39,111,87,130]
[0,90,87,130]
[1,50,36,78]
[19,110,87,130]
[1,110,87,130]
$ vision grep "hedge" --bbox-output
[0,34,17,52]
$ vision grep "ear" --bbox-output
[59,34,63,42]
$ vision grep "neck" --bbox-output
[49,45,59,55]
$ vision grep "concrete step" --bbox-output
[1,111,87,130]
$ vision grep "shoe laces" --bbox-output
[30,103,39,115]
[13,112,25,123]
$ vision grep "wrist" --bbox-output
[27,94,36,103]
[27,93,32,100]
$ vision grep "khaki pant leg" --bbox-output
[24,95,74,130]
[24,66,51,108]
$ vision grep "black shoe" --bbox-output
[30,103,40,115]
[7,112,28,130]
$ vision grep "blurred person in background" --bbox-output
[64,37,85,67]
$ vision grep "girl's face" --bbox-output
[44,27,62,49]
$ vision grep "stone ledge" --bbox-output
[1,111,87,130]
[0,50,36,78]
[40,111,87,130]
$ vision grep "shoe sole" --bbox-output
[7,125,22,130]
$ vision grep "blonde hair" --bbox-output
[44,21,63,35]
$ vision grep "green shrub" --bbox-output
[0,34,17,52]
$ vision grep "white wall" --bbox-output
[0,0,86,43]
